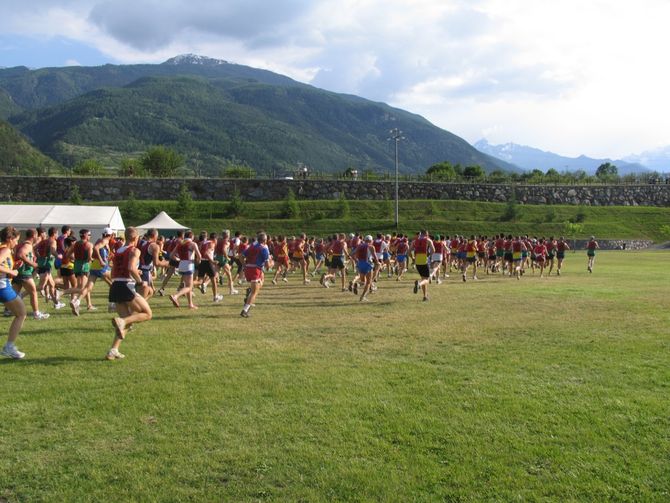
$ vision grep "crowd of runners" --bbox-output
[0,224,601,360]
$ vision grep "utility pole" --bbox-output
[388,128,405,230]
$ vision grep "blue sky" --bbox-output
[1,0,669,159]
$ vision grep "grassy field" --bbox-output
[1,251,669,501]
[109,198,670,241]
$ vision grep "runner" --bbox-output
[214,230,239,295]
[546,236,557,275]
[12,228,50,320]
[35,226,64,309]
[0,227,27,359]
[271,235,290,285]
[586,236,600,273]
[293,233,310,285]
[157,230,184,296]
[106,227,153,360]
[240,232,272,318]
[556,236,570,275]
[138,228,170,300]
[169,230,202,309]
[430,234,444,284]
[395,235,409,281]
[312,238,326,276]
[83,227,114,310]
[67,229,94,315]
[462,235,478,282]
[353,235,380,302]
[533,238,549,278]
[196,231,223,302]
[410,230,434,301]
[511,236,527,280]
[321,233,349,291]
[55,225,72,274]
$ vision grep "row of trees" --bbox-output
[71,147,255,179]
[424,161,667,184]
[68,146,666,184]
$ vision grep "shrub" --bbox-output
[222,166,255,179]
[227,189,245,217]
[119,158,146,177]
[338,191,351,219]
[69,185,83,205]
[282,188,300,218]
[177,183,195,219]
[72,159,103,176]
[141,146,184,177]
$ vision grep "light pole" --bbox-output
[389,128,405,230]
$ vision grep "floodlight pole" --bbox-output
[389,128,404,230]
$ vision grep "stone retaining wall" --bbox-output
[2,176,669,207]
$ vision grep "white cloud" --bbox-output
[1,0,669,158]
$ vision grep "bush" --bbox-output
[570,207,587,223]
[227,189,245,217]
[545,208,557,222]
[500,192,521,222]
[222,166,255,179]
[121,191,145,221]
[282,188,300,218]
[72,159,103,176]
[338,191,351,219]
[141,146,184,177]
[177,183,195,219]
[119,158,146,177]
[69,185,83,205]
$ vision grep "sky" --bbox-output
[1,0,669,159]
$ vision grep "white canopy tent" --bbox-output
[0,204,125,240]
[136,211,188,235]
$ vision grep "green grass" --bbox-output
[105,198,670,241]
[1,251,669,501]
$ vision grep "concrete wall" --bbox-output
[2,176,670,206]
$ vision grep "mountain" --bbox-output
[623,146,670,173]
[0,120,61,175]
[0,55,508,175]
[474,139,649,175]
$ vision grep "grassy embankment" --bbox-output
[111,199,670,241]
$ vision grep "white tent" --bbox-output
[136,211,188,234]
[0,204,125,240]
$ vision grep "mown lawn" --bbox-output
[1,251,669,501]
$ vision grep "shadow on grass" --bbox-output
[0,355,102,365]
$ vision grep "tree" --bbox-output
[563,221,584,251]
[122,191,143,220]
[69,185,83,205]
[119,158,146,177]
[545,168,560,182]
[72,159,103,176]
[222,165,255,179]
[487,170,510,183]
[227,188,245,217]
[338,191,351,219]
[282,188,300,218]
[426,162,457,181]
[500,188,521,222]
[596,162,618,180]
[176,183,194,219]
[462,165,484,180]
[141,146,184,177]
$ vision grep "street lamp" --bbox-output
[388,128,405,230]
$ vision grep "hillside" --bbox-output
[0,120,61,175]
[1,55,509,175]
